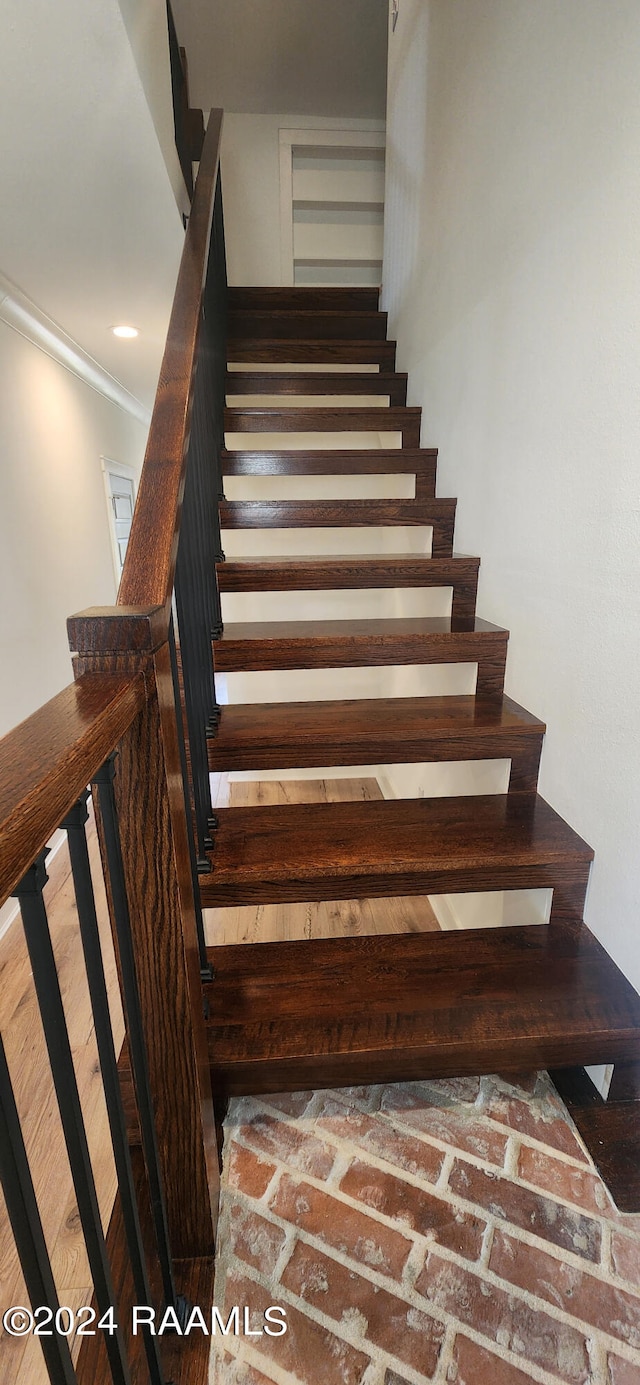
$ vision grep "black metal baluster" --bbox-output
[0,1031,78,1385]
[12,854,132,1385]
[92,758,189,1331]
[62,793,169,1385]
[172,159,228,875]
[167,619,213,978]
[175,500,216,864]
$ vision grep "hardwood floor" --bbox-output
[0,808,121,1385]
[205,775,441,945]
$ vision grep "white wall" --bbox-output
[0,0,185,408]
[117,0,190,218]
[221,113,385,285]
[0,321,147,738]
[0,0,186,743]
[382,0,640,986]
[171,0,388,121]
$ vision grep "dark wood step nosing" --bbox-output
[212,623,508,692]
[209,1033,640,1098]
[221,447,437,476]
[226,339,398,367]
[218,499,455,532]
[224,406,422,446]
[200,861,591,907]
[226,372,408,405]
[217,554,480,592]
[204,921,638,1094]
[227,310,389,342]
[228,287,381,312]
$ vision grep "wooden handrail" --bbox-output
[116,108,223,625]
[0,673,145,908]
[0,94,223,1375]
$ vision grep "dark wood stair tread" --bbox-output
[218,499,455,536]
[208,693,544,771]
[205,792,593,882]
[213,616,508,685]
[224,406,421,445]
[221,447,437,478]
[205,921,639,1095]
[200,792,593,909]
[228,286,380,312]
[227,309,388,341]
[227,339,397,368]
[226,371,408,404]
[217,553,479,591]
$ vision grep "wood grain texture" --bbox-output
[224,404,421,447]
[116,109,223,612]
[607,1060,640,1102]
[109,690,215,1259]
[0,807,124,1385]
[213,615,508,697]
[227,338,397,368]
[75,1148,215,1385]
[217,553,479,621]
[550,1067,640,1212]
[205,776,438,947]
[228,286,380,312]
[0,674,144,907]
[207,693,544,785]
[206,922,640,1096]
[221,446,437,487]
[153,640,220,1228]
[228,308,388,341]
[219,499,456,557]
[226,371,408,405]
[67,604,170,656]
[200,792,593,909]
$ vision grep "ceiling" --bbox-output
[171,0,389,118]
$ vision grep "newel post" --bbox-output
[67,605,218,1260]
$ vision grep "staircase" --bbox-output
[203,286,640,1184]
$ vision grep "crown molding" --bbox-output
[0,271,151,427]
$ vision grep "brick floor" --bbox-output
[210,1073,640,1384]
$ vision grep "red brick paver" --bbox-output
[448,1158,602,1261]
[481,1088,589,1161]
[270,1172,413,1280]
[281,1239,445,1376]
[340,1157,485,1260]
[313,1095,445,1184]
[609,1355,640,1385]
[490,1227,640,1348]
[380,1084,509,1165]
[415,1250,590,1382]
[213,1076,640,1384]
[223,1272,371,1385]
[517,1142,613,1217]
[237,1108,336,1180]
[451,1334,546,1384]
[613,1231,640,1289]
[228,1143,277,1200]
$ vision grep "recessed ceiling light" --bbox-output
[111,324,139,339]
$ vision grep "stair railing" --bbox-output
[0,108,226,1382]
[68,106,227,974]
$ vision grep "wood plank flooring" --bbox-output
[205,776,440,946]
[0,808,121,1385]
